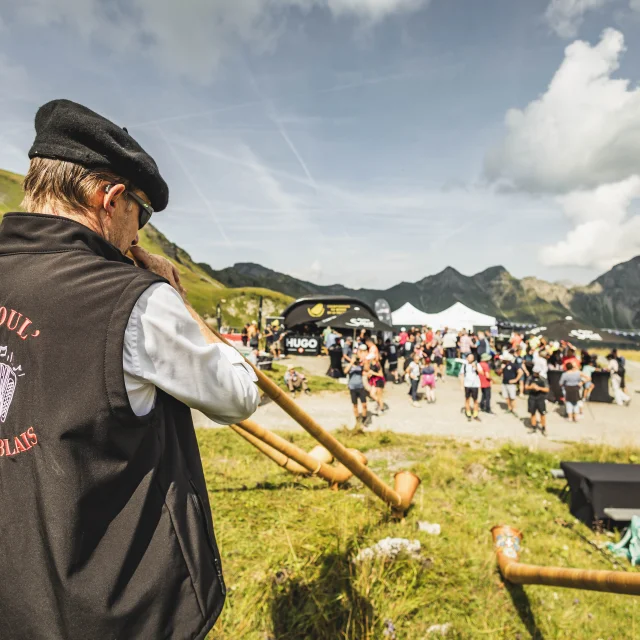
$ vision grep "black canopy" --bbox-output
[535,319,637,348]
[317,307,393,332]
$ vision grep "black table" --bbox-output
[561,462,640,527]
[590,371,613,403]
[547,370,563,403]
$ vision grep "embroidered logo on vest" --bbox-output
[0,347,24,424]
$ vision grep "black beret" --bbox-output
[28,99,169,211]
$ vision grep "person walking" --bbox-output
[432,342,445,381]
[420,357,437,403]
[559,362,583,421]
[0,99,260,640]
[499,352,522,416]
[460,353,482,421]
[366,353,387,414]
[442,327,458,360]
[386,338,400,383]
[478,352,493,414]
[408,353,422,407]
[402,333,416,373]
[607,353,631,406]
[346,352,368,428]
[459,330,472,359]
[525,365,550,435]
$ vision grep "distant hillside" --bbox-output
[0,169,293,326]
[209,259,640,329]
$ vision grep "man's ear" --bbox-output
[101,183,126,216]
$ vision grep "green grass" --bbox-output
[262,362,345,393]
[209,287,294,330]
[200,428,640,639]
[0,169,25,214]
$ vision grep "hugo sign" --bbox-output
[284,334,321,356]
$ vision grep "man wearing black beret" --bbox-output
[0,99,259,639]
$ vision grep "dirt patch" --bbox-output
[464,462,492,484]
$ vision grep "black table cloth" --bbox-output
[561,462,640,527]
[590,371,613,403]
[547,370,563,403]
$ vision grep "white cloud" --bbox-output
[327,0,430,23]
[545,0,614,38]
[486,28,640,271]
[12,0,430,83]
[540,177,640,268]
[485,29,640,194]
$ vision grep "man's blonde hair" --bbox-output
[21,157,133,214]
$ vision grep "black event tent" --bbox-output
[282,296,376,329]
[316,307,393,332]
[535,319,637,348]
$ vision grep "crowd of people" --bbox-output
[239,317,633,433]
[326,324,632,433]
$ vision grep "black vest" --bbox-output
[0,213,225,640]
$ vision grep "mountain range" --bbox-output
[206,260,640,329]
[2,166,638,329]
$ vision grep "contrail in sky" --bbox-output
[156,126,231,246]
[247,69,319,193]
[129,70,415,130]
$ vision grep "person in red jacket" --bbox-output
[479,353,493,414]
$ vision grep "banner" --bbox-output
[375,298,393,341]
[284,334,322,356]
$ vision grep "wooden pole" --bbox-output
[492,525,640,596]
[229,424,308,475]
[236,419,354,485]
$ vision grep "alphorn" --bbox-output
[229,424,308,475]
[208,327,421,514]
[121,254,421,516]
[234,419,356,485]
[492,525,640,595]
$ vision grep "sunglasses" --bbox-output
[126,191,154,229]
[105,184,154,229]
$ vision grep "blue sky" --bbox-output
[1,0,640,289]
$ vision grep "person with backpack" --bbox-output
[345,350,368,427]
[499,352,523,416]
[525,364,550,435]
[421,357,437,403]
[459,353,482,421]
[559,361,583,421]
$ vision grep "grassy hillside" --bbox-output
[0,168,293,326]
[0,169,25,214]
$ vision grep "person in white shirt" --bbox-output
[123,249,259,423]
[442,328,458,359]
[459,353,482,421]
[608,356,631,406]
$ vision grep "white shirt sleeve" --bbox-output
[123,282,259,424]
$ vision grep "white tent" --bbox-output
[430,302,496,331]
[391,302,436,327]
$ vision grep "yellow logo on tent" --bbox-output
[307,303,325,318]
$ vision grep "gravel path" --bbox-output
[193,356,640,448]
